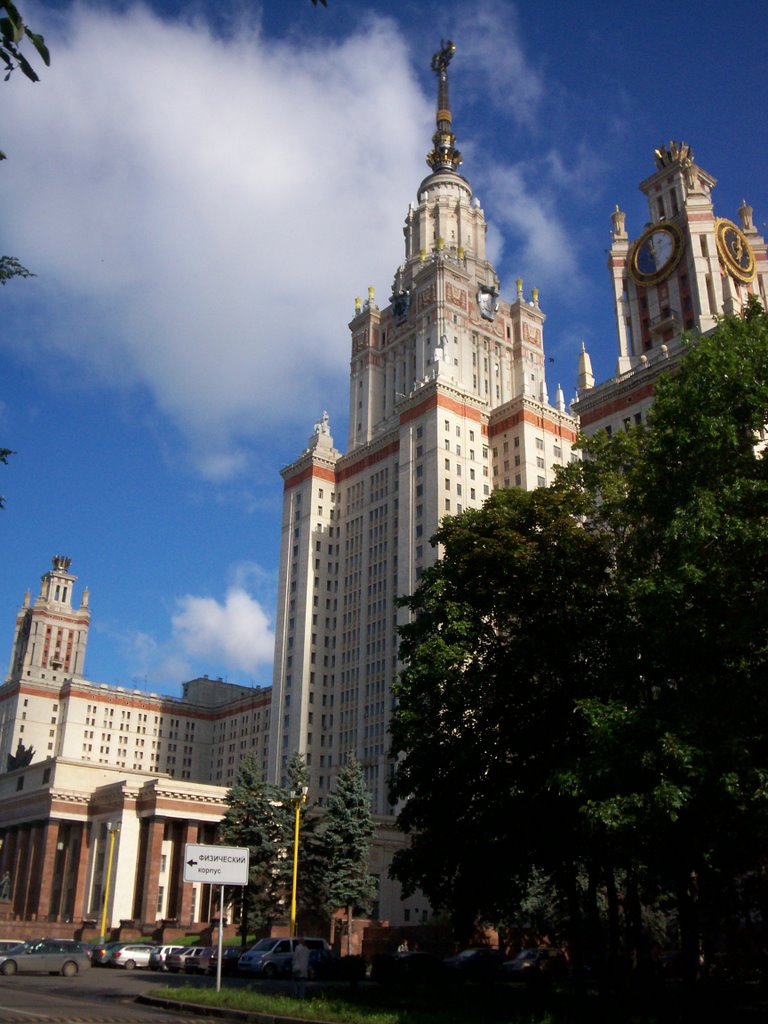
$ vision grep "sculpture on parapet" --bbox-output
[6,739,35,771]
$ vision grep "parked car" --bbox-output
[443,946,505,982]
[166,946,206,973]
[208,946,243,976]
[91,941,125,966]
[0,939,92,976]
[372,950,445,984]
[182,946,214,974]
[110,943,156,970]
[502,947,567,981]
[0,940,21,953]
[148,945,185,971]
[238,937,330,978]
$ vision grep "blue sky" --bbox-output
[2,0,766,694]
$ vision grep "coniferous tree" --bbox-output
[219,752,292,932]
[318,756,376,954]
[284,750,326,925]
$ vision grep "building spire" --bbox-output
[426,40,462,173]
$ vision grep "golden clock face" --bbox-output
[715,219,755,283]
[629,222,684,286]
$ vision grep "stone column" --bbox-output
[178,821,199,924]
[138,818,165,926]
[32,821,60,921]
[11,825,31,918]
[70,823,92,922]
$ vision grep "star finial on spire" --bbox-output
[426,40,462,173]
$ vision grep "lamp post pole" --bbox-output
[98,822,120,944]
[289,787,308,938]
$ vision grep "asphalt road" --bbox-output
[0,965,264,1023]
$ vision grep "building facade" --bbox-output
[13,63,765,936]
[573,141,768,434]
[267,43,577,816]
[0,556,271,929]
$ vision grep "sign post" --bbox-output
[184,845,249,991]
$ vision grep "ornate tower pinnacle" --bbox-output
[426,40,462,173]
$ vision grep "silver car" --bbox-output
[0,939,92,976]
[109,943,156,969]
[149,944,185,971]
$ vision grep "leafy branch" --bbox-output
[0,255,34,284]
[1,1,50,160]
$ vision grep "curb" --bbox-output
[136,994,336,1024]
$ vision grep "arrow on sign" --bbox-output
[187,859,198,867]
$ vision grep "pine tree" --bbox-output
[284,750,326,926]
[218,752,292,931]
[318,757,376,954]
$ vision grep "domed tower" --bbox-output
[271,43,578,830]
[7,555,91,683]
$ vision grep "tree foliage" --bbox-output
[0,446,13,509]
[390,302,768,971]
[218,752,294,930]
[0,255,33,283]
[317,756,376,947]
[1,1,50,159]
[1,1,49,82]
[218,751,324,931]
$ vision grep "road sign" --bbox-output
[183,844,250,885]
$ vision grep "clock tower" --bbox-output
[575,142,768,434]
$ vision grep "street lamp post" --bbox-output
[98,822,120,944]
[289,786,308,938]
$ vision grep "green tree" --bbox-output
[219,750,324,936]
[219,752,294,932]
[318,756,376,954]
[390,301,768,973]
[578,300,768,976]
[389,484,627,948]
[284,749,327,925]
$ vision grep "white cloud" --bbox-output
[171,585,274,674]
[453,0,544,118]
[1,2,580,478]
[481,163,581,293]
[1,4,431,477]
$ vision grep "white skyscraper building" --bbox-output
[268,43,578,821]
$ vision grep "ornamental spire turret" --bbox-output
[426,40,462,173]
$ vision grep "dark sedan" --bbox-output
[443,946,505,982]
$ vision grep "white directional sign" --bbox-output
[183,844,250,886]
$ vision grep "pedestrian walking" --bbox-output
[292,938,311,999]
